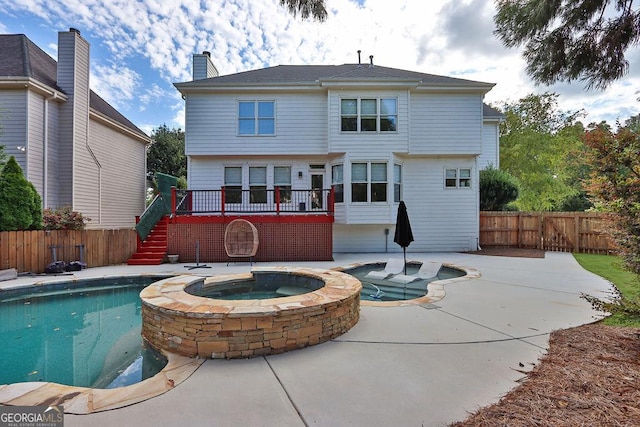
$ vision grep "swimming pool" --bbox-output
[0,276,169,388]
[338,261,471,303]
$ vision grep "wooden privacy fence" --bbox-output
[480,212,614,254]
[0,229,137,274]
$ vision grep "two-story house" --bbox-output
[173,52,500,255]
[0,29,151,228]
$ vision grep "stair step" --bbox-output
[127,258,163,266]
[130,252,165,260]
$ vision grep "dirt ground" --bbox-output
[452,248,640,426]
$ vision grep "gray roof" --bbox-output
[0,34,148,139]
[482,103,504,119]
[177,63,495,88]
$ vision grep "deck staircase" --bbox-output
[127,216,168,265]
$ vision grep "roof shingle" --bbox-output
[0,34,147,138]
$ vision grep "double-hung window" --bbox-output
[445,168,472,188]
[249,167,267,203]
[332,164,344,203]
[340,98,397,132]
[238,101,275,135]
[394,164,402,202]
[224,167,243,203]
[274,166,292,203]
[351,162,388,203]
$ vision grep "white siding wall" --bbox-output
[333,157,479,252]
[327,89,410,154]
[410,93,483,155]
[26,91,44,198]
[0,90,28,169]
[86,120,147,228]
[479,121,499,169]
[185,92,327,156]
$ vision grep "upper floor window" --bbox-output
[238,101,275,135]
[445,168,472,188]
[340,98,397,133]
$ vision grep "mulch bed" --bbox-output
[451,323,640,426]
[464,247,546,258]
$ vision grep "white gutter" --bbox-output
[43,93,59,208]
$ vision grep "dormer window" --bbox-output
[340,98,397,133]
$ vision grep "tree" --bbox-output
[0,156,42,231]
[147,124,187,183]
[494,0,639,89]
[583,122,640,274]
[279,0,327,21]
[479,166,519,211]
[498,93,588,211]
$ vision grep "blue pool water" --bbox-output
[343,263,465,302]
[0,276,169,388]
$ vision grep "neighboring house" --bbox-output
[174,52,501,253]
[0,29,151,229]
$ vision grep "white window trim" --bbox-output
[340,97,398,133]
[350,161,389,204]
[444,167,473,189]
[237,100,276,136]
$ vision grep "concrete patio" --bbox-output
[2,251,614,426]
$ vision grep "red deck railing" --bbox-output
[171,188,335,216]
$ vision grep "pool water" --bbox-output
[0,276,168,388]
[344,263,465,302]
[186,271,324,300]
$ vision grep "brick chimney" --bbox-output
[193,51,219,80]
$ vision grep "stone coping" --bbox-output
[140,266,363,317]
[0,351,203,414]
[333,262,480,307]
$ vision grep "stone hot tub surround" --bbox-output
[140,267,362,359]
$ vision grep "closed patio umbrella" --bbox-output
[393,201,414,275]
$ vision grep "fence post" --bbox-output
[221,187,226,216]
[538,214,544,250]
[574,213,580,253]
[275,187,280,215]
[171,186,177,219]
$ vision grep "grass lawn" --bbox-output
[573,253,640,327]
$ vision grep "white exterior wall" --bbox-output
[479,121,500,169]
[86,119,147,228]
[410,93,483,154]
[185,92,327,156]
[0,90,28,169]
[333,156,479,252]
[26,91,44,198]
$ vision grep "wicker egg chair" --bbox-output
[224,219,259,265]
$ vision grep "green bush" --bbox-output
[43,206,90,230]
[0,156,42,231]
[479,166,520,211]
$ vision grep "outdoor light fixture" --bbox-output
[298,171,303,178]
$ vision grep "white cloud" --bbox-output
[2,0,637,129]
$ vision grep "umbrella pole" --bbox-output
[403,247,407,275]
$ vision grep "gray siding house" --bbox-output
[175,53,502,253]
[0,29,151,228]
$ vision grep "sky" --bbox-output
[1,0,638,136]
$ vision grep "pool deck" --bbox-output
[1,252,614,426]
